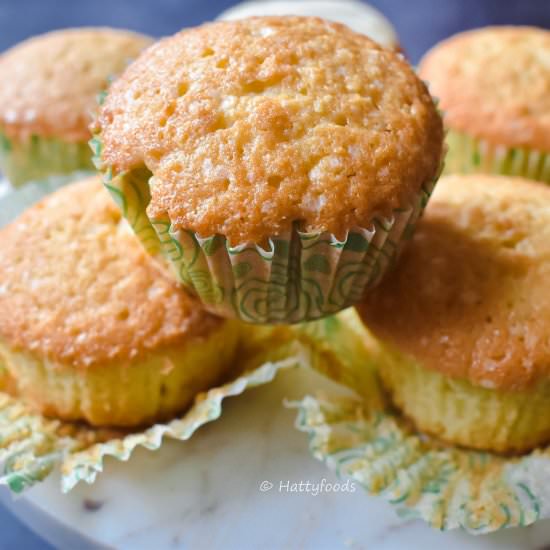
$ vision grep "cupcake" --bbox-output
[217,1,400,50]
[419,27,550,183]
[357,174,550,453]
[0,177,240,427]
[0,28,152,186]
[93,16,444,323]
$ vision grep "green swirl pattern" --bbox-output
[149,180,435,323]
[290,310,549,534]
[93,128,439,322]
[445,130,550,183]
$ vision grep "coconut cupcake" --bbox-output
[419,27,550,183]
[93,16,444,323]
[357,174,550,453]
[0,28,152,186]
[0,177,240,427]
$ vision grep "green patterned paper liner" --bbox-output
[0,329,304,494]
[91,135,441,324]
[289,310,550,534]
[0,132,94,187]
[445,129,550,183]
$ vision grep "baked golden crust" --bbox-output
[0,177,223,369]
[357,174,550,391]
[0,28,152,142]
[419,26,550,152]
[98,16,443,244]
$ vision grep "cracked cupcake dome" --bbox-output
[357,174,550,453]
[0,28,153,186]
[94,16,444,323]
[418,26,550,182]
[0,176,240,427]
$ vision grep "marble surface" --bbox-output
[2,366,550,549]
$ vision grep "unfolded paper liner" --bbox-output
[289,309,550,534]
[91,135,442,324]
[0,326,304,494]
[444,129,550,183]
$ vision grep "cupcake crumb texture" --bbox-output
[0,28,152,142]
[99,16,443,244]
[0,177,222,368]
[359,174,550,391]
[419,26,550,151]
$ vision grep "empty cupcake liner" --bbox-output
[0,132,94,187]
[92,136,441,323]
[289,309,550,534]
[444,129,550,183]
[0,325,303,494]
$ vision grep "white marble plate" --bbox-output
[2,366,550,549]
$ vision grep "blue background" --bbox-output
[1,0,549,62]
[0,0,548,548]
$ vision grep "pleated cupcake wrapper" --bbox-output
[93,136,439,323]
[155,202,427,323]
[289,309,550,534]
[444,129,550,183]
[0,327,305,494]
[0,132,94,187]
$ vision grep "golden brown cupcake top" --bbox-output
[358,174,550,391]
[0,177,224,369]
[98,16,443,245]
[0,28,152,142]
[419,26,550,151]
